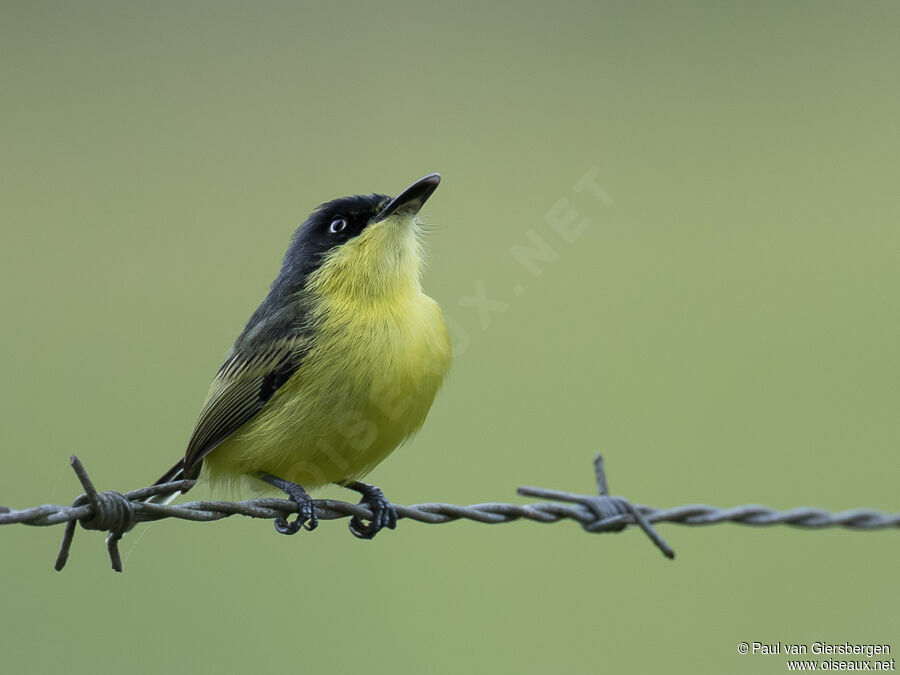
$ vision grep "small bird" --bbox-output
[151,173,452,538]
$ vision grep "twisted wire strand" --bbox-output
[1,455,897,572]
[6,497,898,530]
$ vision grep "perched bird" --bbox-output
[151,174,451,538]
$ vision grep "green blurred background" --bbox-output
[2,2,898,673]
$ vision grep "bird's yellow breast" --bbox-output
[204,287,451,493]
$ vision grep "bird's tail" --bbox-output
[145,459,187,505]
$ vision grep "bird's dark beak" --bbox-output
[372,173,441,223]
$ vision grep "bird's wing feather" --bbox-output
[182,334,307,478]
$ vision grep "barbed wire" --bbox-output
[1,454,897,573]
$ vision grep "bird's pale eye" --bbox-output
[328,218,348,234]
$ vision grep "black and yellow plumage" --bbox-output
[152,175,451,537]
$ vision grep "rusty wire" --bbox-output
[1,454,897,573]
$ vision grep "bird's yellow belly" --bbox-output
[203,296,451,492]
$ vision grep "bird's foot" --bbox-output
[261,473,318,535]
[343,481,398,540]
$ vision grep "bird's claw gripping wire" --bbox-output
[260,474,318,534]
[518,454,676,559]
[343,481,398,540]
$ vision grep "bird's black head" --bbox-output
[237,174,441,345]
[279,173,441,281]
[284,193,390,276]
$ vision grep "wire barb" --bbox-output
[518,453,675,559]
[54,456,139,572]
[1,453,897,572]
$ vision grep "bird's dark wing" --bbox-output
[181,334,308,479]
